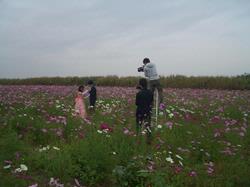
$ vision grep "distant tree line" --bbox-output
[0,74,249,90]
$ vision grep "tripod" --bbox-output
[151,88,159,127]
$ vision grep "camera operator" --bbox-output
[138,57,163,104]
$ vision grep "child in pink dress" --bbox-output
[75,85,89,119]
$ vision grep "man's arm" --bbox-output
[82,90,90,98]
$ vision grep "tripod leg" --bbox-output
[155,89,159,126]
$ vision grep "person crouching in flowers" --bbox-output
[136,78,153,144]
[74,85,89,119]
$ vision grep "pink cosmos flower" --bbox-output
[78,132,85,139]
[241,126,247,132]
[100,123,113,132]
[216,107,224,113]
[207,167,214,175]
[28,184,38,187]
[166,121,173,129]
[123,128,130,135]
[239,132,245,137]
[55,128,63,137]
[205,162,214,175]
[174,165,182,174]
[189,170,197,177]
[41,128,48,133]
[155,144,161,150]
[185,114,192,120]
[4,160,12,164]
[213,129,221,137]
[211,115,220,123]
[220,147,235,156]
[159,103,166,111]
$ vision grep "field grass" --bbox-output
[0,85,249,187]
[0,74,250,90]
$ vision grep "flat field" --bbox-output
[0,85,249,187]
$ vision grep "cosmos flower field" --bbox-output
[0,85,249,187]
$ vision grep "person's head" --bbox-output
[78,85,84,92]
[87,80,94,86]
[143,57,150,65]
[139,78,147,89]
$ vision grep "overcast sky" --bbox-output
[0,0,250,78]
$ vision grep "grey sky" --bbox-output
[0,0,250,78]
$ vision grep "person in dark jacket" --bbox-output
[87,80,97,109]
[136,78,153,144]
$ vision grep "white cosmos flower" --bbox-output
[157,125,162,129]
[179,160,183,166]
[103,129,109,133]
[15,164,28,173]
[159,112,164,116]
[39,146,50,152]
[3,165,11,169]
[169,113,174,118]
[146,126,152,133]
[97,130,103,134]
[15,168,22,173]
[175,154,183,160]
[53,146,60,151]
[20,164,28,171]
[166,156,174,164]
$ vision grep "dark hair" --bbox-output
[143,57,150,64]
[78,85,84,92]
[139,78,147,89]
[87,80,94,85]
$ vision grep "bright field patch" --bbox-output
[0,85,249,187]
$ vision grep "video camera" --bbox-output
[137,66,144,72]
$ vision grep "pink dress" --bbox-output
[75,91,87,119]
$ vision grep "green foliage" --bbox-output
[1,74,250,89]
[0,128,28,162]
[69,138,114,185]
[1,86,249,186]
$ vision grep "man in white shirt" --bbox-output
[140,57,163,103]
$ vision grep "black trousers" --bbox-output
[148,79,163,103]
[89,98,96,107]
[136,113,151,133]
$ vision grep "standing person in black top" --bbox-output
[136,78,153,144]
[87,80,97,109]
